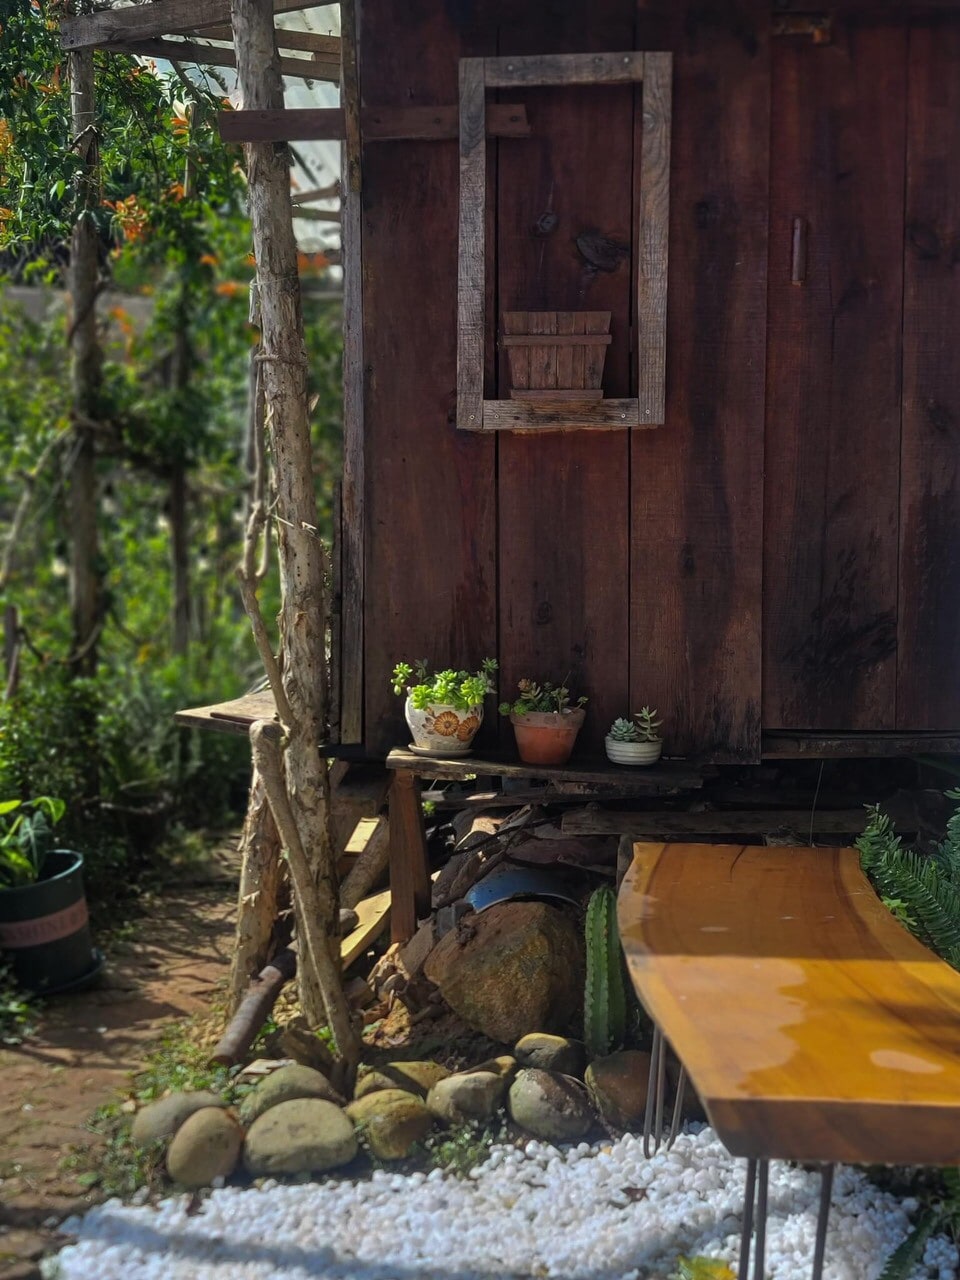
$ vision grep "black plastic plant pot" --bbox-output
[0,850,100,994]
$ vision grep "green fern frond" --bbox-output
[877,1212,936,1280]
[872,848,960,968]
[857,804,902,872]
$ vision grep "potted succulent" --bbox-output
[0,797,100,994]
[604,707,663,765]
[392,658,498,756]
[499,679,588,767]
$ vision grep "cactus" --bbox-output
[608,717,641,743]
[583,886,628,1058]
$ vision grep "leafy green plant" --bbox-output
[674,1259,736,1280]
[499,678,587,717]
[857,796,960,969]
[0,795,64,887]
[392,658,497,712]
[420,1117,508,1177]
[608,708,662,743]
[584,885,627,1058]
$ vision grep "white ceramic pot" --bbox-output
[405,696,483,755]
[604,736,662,766]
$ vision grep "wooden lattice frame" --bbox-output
[457,50,673,431]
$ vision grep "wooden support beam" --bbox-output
[218,103,530,144]
[388,770,431,944]
[562,808,887,838]
[61,0,329,50]
[102,37,338,82]
[199,25,339,55]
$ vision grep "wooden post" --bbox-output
[388,769,430,942]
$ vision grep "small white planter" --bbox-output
[604,736,662,766]
[405,696,483,756]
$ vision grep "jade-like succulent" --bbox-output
[608,717,641,743]
[607,707,662,743]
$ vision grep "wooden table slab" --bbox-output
[618,841,960,1165]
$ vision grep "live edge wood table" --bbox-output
[384,749,702,944]
[618,841,960,1280]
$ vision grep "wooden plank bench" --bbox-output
[618,841,960,1280]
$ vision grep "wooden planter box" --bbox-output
[502,310,612,401]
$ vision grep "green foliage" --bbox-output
[393,658,498,712]
[420,1117,508,1177]
[0,961,35,1044]
[499,678,588,717]
[857,800,960,969]
[674,1259,736,1280]
[0,793,64,886]
[584,885,627,1059]
[608,708,662,744]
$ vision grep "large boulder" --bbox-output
[238,1063,343,1127]
[585,1050,652,1130]
[131,1091,226,1147]
[346,1089,434,1160]
[507,1068,594,1142]
[424,901,584,1044]
[243,1099,358,1176]
[166,1108,243,1187]
[426,1071,506,1124]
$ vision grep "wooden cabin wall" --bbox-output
[350,0,960,761]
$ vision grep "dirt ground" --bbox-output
[0,842,239,1280]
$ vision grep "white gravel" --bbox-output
[48,1125,958,1280]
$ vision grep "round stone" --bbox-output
[238,1063,343,1127]
[426,1071,506,1124]
[507,1068,594,1142]
[346,1088,434,1160]
[585,1051,653,1130]
[243,1098,358,1176]
[166,1108,242,1188]
[515,1034,586,1078]
[131,1091,226,1147]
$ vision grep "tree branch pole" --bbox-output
[67,42,102,677]
[230,0,359,1073]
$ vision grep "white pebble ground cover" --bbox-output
[48,1125,958,1280]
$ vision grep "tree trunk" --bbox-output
[170,463,190,655]
[67,47,101,677]
[230,0,359,1072]
[226,766,284,1015]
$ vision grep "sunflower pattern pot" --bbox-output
[405,697,483,754]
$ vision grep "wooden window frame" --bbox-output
[457,50,673,432]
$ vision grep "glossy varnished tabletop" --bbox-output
[618,842,960,1165]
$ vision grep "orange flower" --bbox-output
[0,208,14,221]
[171,114,189,137]
[0,120,13,157]
[214,281,242,297]
[167,181,185,201]
[199,253,218,267]
[297,251,329,275]
[245,252,256,266]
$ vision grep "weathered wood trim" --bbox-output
[562,807,883,837]
[102,37,338,82]
[200,24,339,54]
[480,398,643,430]
[484,50,645,87]
[636,52,672,425]
[339,0,363,744]
[457,57,487,431]
[219,103,530,144]
[388,770,431,943]
[385,747,703,790]
[61,0,325,49]
[762,731,960,757]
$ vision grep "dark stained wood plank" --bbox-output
[635,51,671,425]
[60,0,321,48]
[763,25,905,732]
[221,108,346,142]
[496,4,634,753]
[201,25,339,54]
[485,50,645,86]
[619,842,960,1165]
[457,57,487,430]
[338,0,363,743]
[629,2,769,762]
[898,23,960,728]
[763,730,960,757]
[359,0,497,756]
[388,770,430,942]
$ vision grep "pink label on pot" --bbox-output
[0,899,89,949]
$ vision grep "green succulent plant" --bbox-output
[607,708,662,743]
[609,717,642,743]
[498,678,587,717]
[391,658,497,713]
[584,885,627,1058]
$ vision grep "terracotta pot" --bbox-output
[509,707,586,766]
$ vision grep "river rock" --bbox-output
[507,1068,594,1142]
[424,901,584,1044]
[166,1108,242,1187]
[239,1063,344,1127]
[131,1091,226,1147]
[353,1061,450,1100]
[243,1099,358,1176]
[470,1054,518,1081]
[585,1051,653,1130]
[426,1071,506,1124]
[346,1088,434,1160]
[515,1033,586,1078]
